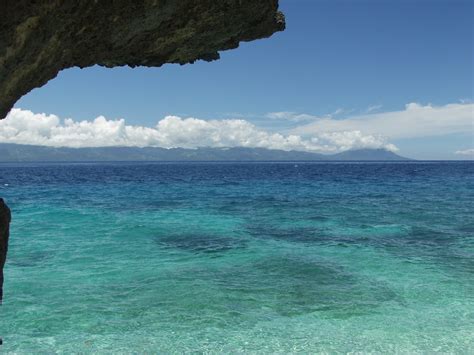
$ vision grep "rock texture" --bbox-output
[0,199,11,303]
[0,0,285,119]
[0,1,284,307]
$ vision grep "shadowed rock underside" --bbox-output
[0,0,284,305]
[0,0,285,119]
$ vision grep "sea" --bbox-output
[0,161,473,353]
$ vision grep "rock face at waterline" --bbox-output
[0,0,285,119]
[0,199,11,303]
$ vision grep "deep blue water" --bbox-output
[0,161,473,353]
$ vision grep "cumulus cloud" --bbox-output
[0,108,397,153]
[318,131,399,152]
[292,102,474,139]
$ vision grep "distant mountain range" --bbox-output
[0,143,411,162]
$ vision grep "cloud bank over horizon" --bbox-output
[0,108,397,153]
[290,102,473,140]
[1,102,471,155]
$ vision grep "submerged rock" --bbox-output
[0,0,285,118]
[0,198,11,303]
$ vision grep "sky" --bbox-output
[3,0,473,159]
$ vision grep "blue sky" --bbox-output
[7,0,474,159]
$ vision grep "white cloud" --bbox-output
[318,131,399,152]
[455,148,474,156]
[265,111,319,122]
[366,104,382,113]
[266,108,345,122]
[292,102,474,139]
[0,108,397,153]
[332,108,345,116]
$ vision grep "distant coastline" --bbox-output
[0,144,411,162]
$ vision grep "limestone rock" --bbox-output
[0,0,285,119]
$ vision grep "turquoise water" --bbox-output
[0,162,473,353]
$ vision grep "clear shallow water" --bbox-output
[0,161,473,353]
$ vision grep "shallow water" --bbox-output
[0,162,473,353]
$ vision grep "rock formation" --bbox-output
[0,0,285,119]
[0,1,285,305]
[0,199,11,303]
